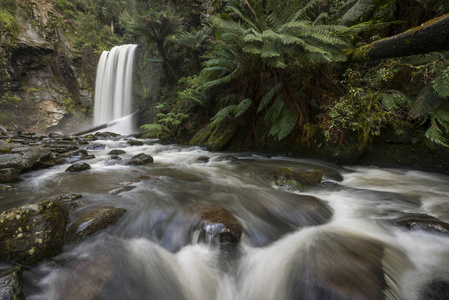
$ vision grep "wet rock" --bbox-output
[0,168,21,183]
[87,143,106,150]
[421,280,449,300]
[109,155,122,160]
[196,207,243,243]
[189,119,238,151]
[393,213,449,236]
[57,149,95,164]
[57,194,89,210]
[0,199,69,265]
[55,256,114,300]
[65,162,92,172]
[196,156,210,164]
[0,147,52,171]
[65,207,127,243]
[0,266,25,300]
[272,168,323,190]
[287,231,393,300]
[129,153,154,165]
[127,139,144,146]
[216,155,240,163]
[95,132,121,138]
[109,186,136,195]
[108,149,126,155]
[323,170,344,182]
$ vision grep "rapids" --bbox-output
[1,138,449,299]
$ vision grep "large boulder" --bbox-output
[65,207,127,243]
[0,200,69,265]
[0,266,25,300]
[272,168,323,190]
[195,207,243,243]
[189,118,238,151]
[393,213,449,236]
[129,153,154,165]
[65,162,92,172]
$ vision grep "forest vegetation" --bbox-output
[1,0,449,161]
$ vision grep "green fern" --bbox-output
[235,98,252,117]
[339,0,376,25]
[211,105,238,123]
[258,83,283,112]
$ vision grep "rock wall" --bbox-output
[0,0,99,134]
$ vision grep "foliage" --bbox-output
[141,112,190,139]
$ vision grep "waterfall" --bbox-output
[94,44,138,134]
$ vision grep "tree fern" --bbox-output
[211,105,238,123]
[235,99,252,117]
[258,82,283,112]
[339,0,376,25]
[268,105,299,140]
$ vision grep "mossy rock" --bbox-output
[190,119,238,151]
[196,207,242,243]
[272,168,323,190]
[0,199,69,266]
[0,266,25,300]
[129,153,153,165]
[127,139,144,146]
[108,149,126,155]
[65,207,127,243]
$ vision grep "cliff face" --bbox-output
[0,0,98,133]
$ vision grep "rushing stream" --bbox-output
[1,137,449,299]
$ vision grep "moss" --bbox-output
[272,168,323,190]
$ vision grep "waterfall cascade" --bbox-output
[94,44,138,134]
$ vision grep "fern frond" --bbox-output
[268,106,298,140]
[235,98,252,117]
[265,96,284,122]
[211,104,238,122]
[339,0,376,25]
[258,82,283,112]
[410,84,443,119]
[432,68,449,98]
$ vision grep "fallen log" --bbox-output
[73,110,140,136]
[347,13,449,62]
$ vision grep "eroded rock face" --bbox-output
[0,199,68,266]
[0,266,25,300]
[129,153,154,165]
[393,213,449,236]
[272,168,323,190]
[196,207,243,243]
[65,207,127,243]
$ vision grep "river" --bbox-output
[1,137,449,299]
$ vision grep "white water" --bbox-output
[2,140,449,299]
[94,44,138,134]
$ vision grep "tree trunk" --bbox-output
[348,13,449,62]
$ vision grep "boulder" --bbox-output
[109,155,122,160]
[87,143,106,150]
[196,156,210,164]
[129,153,154,165]
[65,162,92,172]
[57,149,95,164]
[127,139,144,146]
[0,147,52,171]
[286,231,393,300]
[421,280,449,300]
[0,200,69,265]
[196,207,243,243]
[95,132,121,138]
[215,155,240,163]
[0,266,25,300]
[65,207,127,243]
[108,149,126,155]
[0,168,21,183]
[57,194,89,210]
[189,119,238,151]
[272,168,323,190]
[393,214,449,236]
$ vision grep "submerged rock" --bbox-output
[287,230,398,300]
[54,256,114,300]
[196,156,210,164]
[65,207,127,243]
[57,194,89,210]
[0,199,68,265]
[421,280,449,300]
[0,266,25,300]
[108,149,126,155]
[57,149,95,164]
[196,207,243,243]
[215,155,240,163]
[87,143,106,150]
[393,213,449,236]
[65,162,92,172]
[129,153,154,165]
[272,168,323,190]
